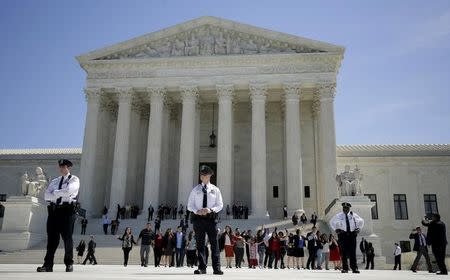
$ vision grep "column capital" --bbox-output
[116,87,134,103]
[283,82,302,102]
[146,86,167,103]
[249,82,268,102]
[216,84,234,100]
[317,83,336,101]
[180,85,199,102]
[84,88,102,103]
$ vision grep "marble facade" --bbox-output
[75,16,344,218]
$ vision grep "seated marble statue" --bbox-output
[21,167,48,197]
[336,165,363,196]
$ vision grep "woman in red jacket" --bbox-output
[268,231,281,269]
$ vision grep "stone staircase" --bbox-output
[0,217,328,265]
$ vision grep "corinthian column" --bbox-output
[216,84,234,209]
[143,86,166,212]
[283,83,303,213]
[177,85,199,206]
[79,88,101,217]
[249,83,268,218]
[109,87,133,219]
[316,83,339,216]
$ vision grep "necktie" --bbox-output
[345,214,351,232]
[202,184,207,208]
[56,176,64,205]
[420,234,425,246]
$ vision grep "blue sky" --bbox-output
[0,0,449,148]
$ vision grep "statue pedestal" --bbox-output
[0,196,47,251]
[324,196,386,264]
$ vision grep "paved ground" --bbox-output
[0,264,448,280]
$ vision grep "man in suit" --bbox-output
[409,226,433,273]
[175,226,187,267]
[422,214,448,275]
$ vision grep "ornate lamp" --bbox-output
[209,104,216,148]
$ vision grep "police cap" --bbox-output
[341,202,352,208]
[199,165,214,176]
[58,159,73,167]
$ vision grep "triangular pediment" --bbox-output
[77,16,344,62]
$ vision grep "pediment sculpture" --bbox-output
[97,25,325,60]
[336,165,363,196]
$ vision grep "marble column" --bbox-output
[109,87,133,220]
[177,85,199,206]
[283,83,304,213]
[216,84,234,210]
[316,83,339,216]
[79,88,101,217]
[143,86,166,212]
[249,83,268,218]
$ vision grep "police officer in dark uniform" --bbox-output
[187,165,224,275]
[37,159,80,272]
[329,202,364,273]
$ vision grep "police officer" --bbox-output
[329,202,364,273]
[37,159,80,272]
[187,165,224,275]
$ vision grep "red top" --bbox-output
[154,234,163,248]
[269,237,280,251]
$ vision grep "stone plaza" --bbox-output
[0,264,446,280]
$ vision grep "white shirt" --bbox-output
[394,245,402,256]
[187,182,223,214]
[329,211,364,232]
[44,173,79,203]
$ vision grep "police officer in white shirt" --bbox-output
[187,165,224,275]
[329,202,364,274]
[37,159,80,273]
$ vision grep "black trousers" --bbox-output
[394,255,401,270]
[306,248,316,269]
[176,248,185,267]
[122,247,132,266]
[234,247,244,267]
[338,232,358,272]
[432,245,448,274]
[193,217,220,272]
[43,205,76,268]
[186,249,198,267]
[365,255,374,269]
[154,247,162,267]
[83,250,97,264]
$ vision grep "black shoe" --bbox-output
[412,269,417,273]
[437,272,448,275]
[194,269,206,274]
[36,266,53,272]
[66,265,73,272]
[213,270,224,275]
[352,270,360,273]
[341,270,348,273]
[429,270,434,273]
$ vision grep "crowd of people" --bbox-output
[73,211,448,276]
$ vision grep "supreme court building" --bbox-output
[76,16,343,219]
